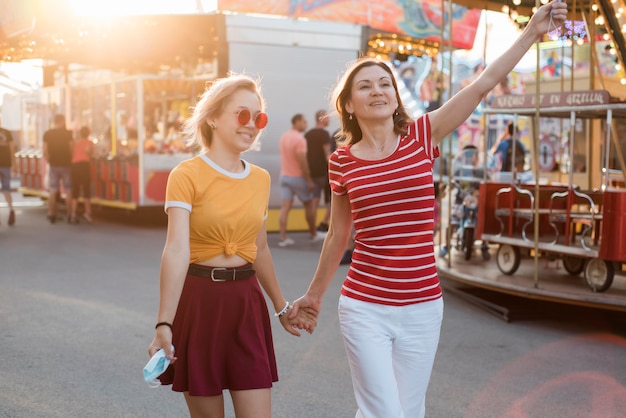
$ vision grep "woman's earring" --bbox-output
[349,113,353,121]
[394,110,399,117]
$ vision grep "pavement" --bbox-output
[2,193,626,417]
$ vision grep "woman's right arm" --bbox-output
[148,207,190,360]
[289,193,353,322]
[428,1,567,146]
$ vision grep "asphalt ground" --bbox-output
[2,194,626,417]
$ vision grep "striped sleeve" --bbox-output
[328,148,348,195]
[415,114,439,161]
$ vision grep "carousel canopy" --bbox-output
[0,0,221,73]
[0,0,624,77]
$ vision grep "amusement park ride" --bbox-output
[2,0,626,309]
[478,90,626,294]
[436,1,626,309]
[438,88,626,314]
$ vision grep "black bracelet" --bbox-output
[155,321,173,331]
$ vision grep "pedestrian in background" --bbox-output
[69,126,95,224]
[43,114,73,224]
[289,2,568,417]
[305,109,332,233]
[277,113,324,247]
[491,120,526,172]
[147,74,316,418]
[0,117,16,226]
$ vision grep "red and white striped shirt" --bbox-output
[329,115,442,306]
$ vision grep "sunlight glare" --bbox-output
[69,0,217,16]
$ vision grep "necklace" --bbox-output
[370,137,391,152]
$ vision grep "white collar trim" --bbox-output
[200,154,250,179]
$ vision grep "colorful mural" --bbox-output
[217,0,481,49]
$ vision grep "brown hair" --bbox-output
[315,109,327,122]
[331,58,413,147]
[53,114,66,128]
[79,126,90,138]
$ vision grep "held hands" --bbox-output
[279,304,318,336]
[287,293,322,334]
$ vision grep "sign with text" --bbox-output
[490,90,612,110]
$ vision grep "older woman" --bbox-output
[290,2,569,417]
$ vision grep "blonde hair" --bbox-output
[331,58,412,147]
[183,74,266,151]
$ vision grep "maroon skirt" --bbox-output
[158,270,278,396]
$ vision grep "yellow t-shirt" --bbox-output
[165,154,270,264]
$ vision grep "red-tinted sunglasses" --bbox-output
[237,109,268,129]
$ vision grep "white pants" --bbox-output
[338,296,444,418]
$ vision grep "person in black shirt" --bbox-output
[43,114,74,223]
[305,110,331,232]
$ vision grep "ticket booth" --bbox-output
[16,75,210,209]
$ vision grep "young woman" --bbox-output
[148,74,316,418]
[289,2,568,417]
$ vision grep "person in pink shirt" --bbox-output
[69,126,95,223]
[277,113,325,246]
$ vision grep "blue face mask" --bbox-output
[143,345,174,387]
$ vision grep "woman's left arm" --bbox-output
[254,223,317,336]
[429,1,568,146]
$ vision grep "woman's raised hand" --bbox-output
[528,1,568,39]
